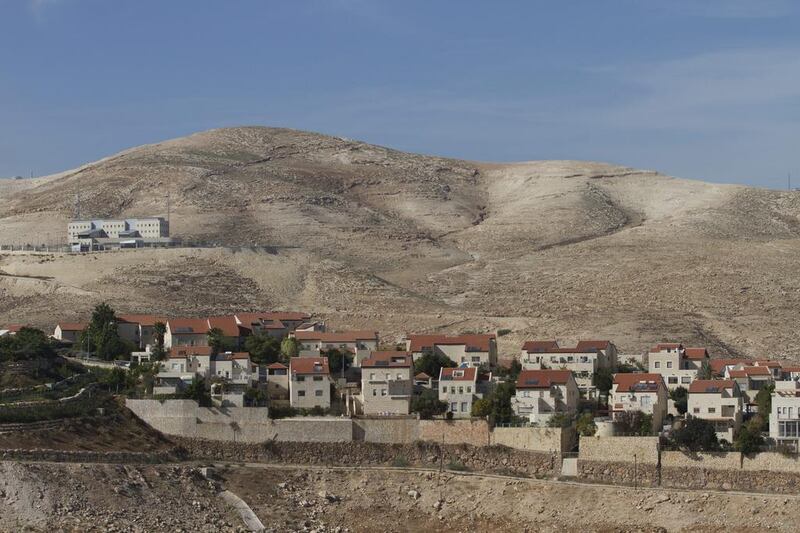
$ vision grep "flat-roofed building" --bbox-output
[360,351,414,415]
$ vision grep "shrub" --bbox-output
[497,329,512,337]
[447,460,468,472]
[391,456,410,467]
[576,412,597,436]
[670,417,720,451]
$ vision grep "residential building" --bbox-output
[53,322,87,344]
[512,369,579,425]
[234,311,312,339]
[117,314,167,349]
[165,318,211,348]
[781,367,800,382]
[0,324,25,337]
[407,334,498,368]
[687,380,743,443]
[293,331,379,366]
[709,358,752,378]
[266,362,290,405]
[647,343,709,390]
[155,346,214,395]
[289,357,332,410]
[610,373,669,433]
[438,366,492,418]
[414,372,434,389]
[519,339,618,394]
[208,315,249,349]
[360,351,414,415]
[725,366,774,410]
[771,381,800,451]
[753,360,783,380]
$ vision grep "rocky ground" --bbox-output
[219,464,800,532]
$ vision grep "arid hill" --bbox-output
[1,126,799,359]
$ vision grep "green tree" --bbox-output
[0,327,55,362]
[593,367,614,395]
[755,384,774,430]
[325,348,351,374]
[411,389,448,419]
[102,366,128,393]
[670,386,688,416]
[614,410,653,436]
[245,333,281,365]
[474,381,516,426]
[280,336,299,360]
[81,303,131,360]
[471,397,490,417]
[207,327,228,356]
[547,412,573,428]
[151,321,167,360]
[735,417,765,454]
[576,412,597,436]
[182,376,212,407]
[244,386,268,407]
[671,417,720,451]
[697,360,713,380]
[414,351,456,379]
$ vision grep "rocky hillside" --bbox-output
[1,126,799,359]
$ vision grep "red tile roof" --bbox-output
[409,334,495,353]
[516,370,573,389]
[208,316,244,337]
[439,367,477,382]
[689,380,735,394]
[4,324,26,332]
[168,318,210,335]
[522,340,560,353]
[782,367,800,373]
[290,357,330,375]
[266,362,288,370]
[650,343,683,352]
[294,330,378,343]
[415,372,432,380]
[709,358,750,375]
[755,360,782,368]
[169,346,213,357]
[361,351,412,368]
[613,373,665,392]
[575,340,613,352]
[236,311,310,324]
[684,347,709,360]
[57,322,88,331]
[729,366,771,378]
[117,314,167,326]
[213,352,250,361]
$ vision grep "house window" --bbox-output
[313,376,323,381]
[396,373,403,380]
[458,387,464,394]
[666,362,673,369]
[451,387,456,394]
[708,407,716,414]
[298,391,305,397]
[461,402,468,412]
[370,373,375,380]
[315,390,323,397]
[654,362,661,369]
[381,389,387,396]
[681,377,691,384]
[668,377,678,384]
[523,391,530,398]
[466,386,471,393]
[297,376,305,382]
[450,402,457,412]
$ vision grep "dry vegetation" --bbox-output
[1,126,799,361]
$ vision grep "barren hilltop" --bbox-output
[1,126,799,359]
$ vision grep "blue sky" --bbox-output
[1,0,798,188]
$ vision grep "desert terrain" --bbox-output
[1,126,799,360]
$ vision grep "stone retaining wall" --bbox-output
[174,438,560,478]
[0,448,173,464]
[577,460,660,487]
[491,426,574,453]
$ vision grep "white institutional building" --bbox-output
[67,217,172,250]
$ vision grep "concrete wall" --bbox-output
[419,418,491,447]
[491,426,573,453]
[578,436,659,464]
[352,417,420,444]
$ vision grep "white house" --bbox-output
[53,322,87,344]
[610,373,669,433]
[360,351,413,415]
[289,357,332,410]
[293,331,379,367]
[438,366,492,418]
[408,334,498,368]
[647,343,709,390]
[726,366,774,411]
[771,381,800,451]
[512,369,579,425]
[687,379,743,443]
[519,339,618,395]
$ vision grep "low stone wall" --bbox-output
[0,448,173,464]
[577,460,660,487]
[352,417,420,444]
[175,437,559,478]
[660,451,800,493]
[491,427,573,453]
